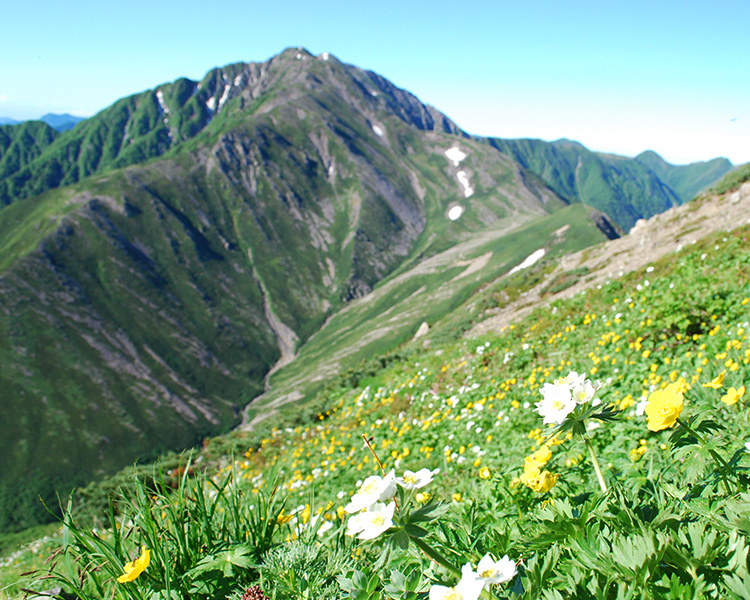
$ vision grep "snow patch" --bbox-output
[234,74,242,86]
[218,84,231,109]
[296,53,303,60]
[448,205,465,221]
[508,249,546,275]
[372,124,384,137]
[456,171,474,198]
[206,97,216,112]
[445,147,467,166]
[371,91,379,97]
[155,90,169,114]
[321,52,330,61]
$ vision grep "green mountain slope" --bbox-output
[487,138,730,230]
[246,203,612,424]
[0,121,59,185]
[635,149,734,201]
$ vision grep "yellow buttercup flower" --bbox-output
[276,509,294,524]
[721,386,745,406]
[520,464,557,493]
[645,382,684,431]
[479,466,491,480]
[525,445,552,469]
[702,371,726,389]
[117,546,150,583]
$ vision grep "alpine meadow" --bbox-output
[0,48,748,600]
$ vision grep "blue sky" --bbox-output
[1,0,747,165]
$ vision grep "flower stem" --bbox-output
[362,434,387,475]
[583,434,608,493]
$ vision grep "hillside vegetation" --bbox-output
[4,171,750,599]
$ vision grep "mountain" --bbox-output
[634,149,734,201]
[0,117,19,125]
[40,113,86,132]
[0,47,580,531]
[0,120,59,182]
[487,138,732,230]
[0,51,465,207]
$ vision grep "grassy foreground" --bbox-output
[6,213,750,599]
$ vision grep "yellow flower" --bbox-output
[702,371,726,389]
[721,386,745,406]
[520,464,557,493]
[415,492,431,503]
[276,509,294,524]
[525,445,552,469]
[117,546,150,583]
[479,466,491,480]
[629,445,647,462]
[645,382,684,431]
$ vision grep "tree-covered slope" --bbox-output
[635,149,734,201]
[0,120,59,185]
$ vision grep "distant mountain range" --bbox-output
[0,112,85,132]
[0,47,738,531]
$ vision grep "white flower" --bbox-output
[397,468,439,489]
[316,520,333,536]
[553,371,585,390]
[571,379,597,405]
[635,397,648,417]
[745,441,750,453]
[535,384,576,425]
[344,471,397,513]
[429,570,485,600]
[470,554,517,584]
[345,502,395,540]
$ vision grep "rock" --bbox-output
[413,321,430,340]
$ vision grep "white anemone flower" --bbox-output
[429,570,485,600]
[459,555,516,591]
[344,470,397,513]
[552,370,585,390]
[535,384,576,425]
[397,468,439,489]
[316,520,333,536]
[346,501,395,540]
[473,553,517,584]
[571,379,597,405]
